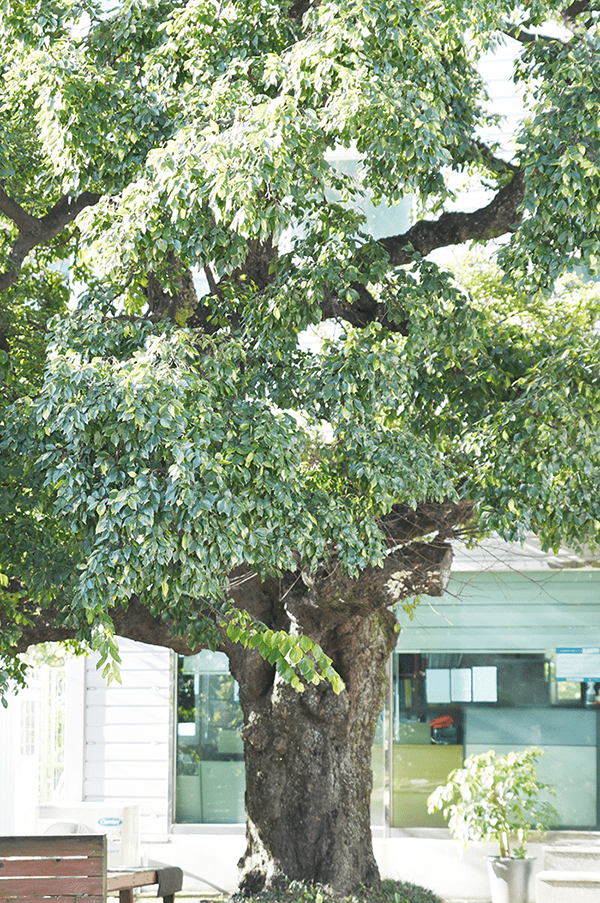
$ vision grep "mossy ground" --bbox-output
[229,878,444,903]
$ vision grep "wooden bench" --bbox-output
[108,866,183,903]
[0,835,183,903]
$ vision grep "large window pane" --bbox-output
[465,706,597,828]
[391,651,598,829]
[176,651,245,824]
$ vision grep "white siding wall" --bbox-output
[479,40,526,159]
[83,638,173,841]
[0,702,15,832]
[0,689,39,833]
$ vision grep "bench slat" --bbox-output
[0,857,103,878]
[3,896,104,903]
[0,836,105,858]
[107,869,157,892]
[0,876,104,895]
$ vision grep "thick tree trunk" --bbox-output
[236,609,396,895]
[227,541,455,896]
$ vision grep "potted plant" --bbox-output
[427,747,557,903]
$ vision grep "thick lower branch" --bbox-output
[376,169,525,267]
[294,540,455,625]
[0,189,101,292]
[3,544,449,660]
[2,593,203,657]
[3,498,474,661]
[380,499,475,545]
[313,170,525,331]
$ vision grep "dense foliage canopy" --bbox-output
[2,0,600,697]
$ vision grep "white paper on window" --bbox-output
[426,669,451,703]
[472,666,497,702]
[451,668,472,702]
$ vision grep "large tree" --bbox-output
[2,0,600,894]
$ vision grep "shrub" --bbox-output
[428,746,558,858]
[231,877,444,903]
[362,878,445,903]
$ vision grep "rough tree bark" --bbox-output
[225,538,459,894]
[235,608,394,896]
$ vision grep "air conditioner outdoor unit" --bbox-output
[37,802,140,867]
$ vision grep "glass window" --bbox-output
[175,647,599,830]
[371,712,385,826]
[391,651,598,829]
[20,699,36,757]
[175,651,245,824]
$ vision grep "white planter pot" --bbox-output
[487,856,535,903]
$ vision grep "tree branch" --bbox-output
[562,0,593,31]
[287,0,314,21]
[2,497,475,659]
[375,168,525,267]
[501,24,565,47]
[1,592,205,658]
[320,280,409,333]
[314,170,526,331]
[503,3,595,47]
[472,141,518,177]
[0,186,39,232]
[0,188,101,292]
